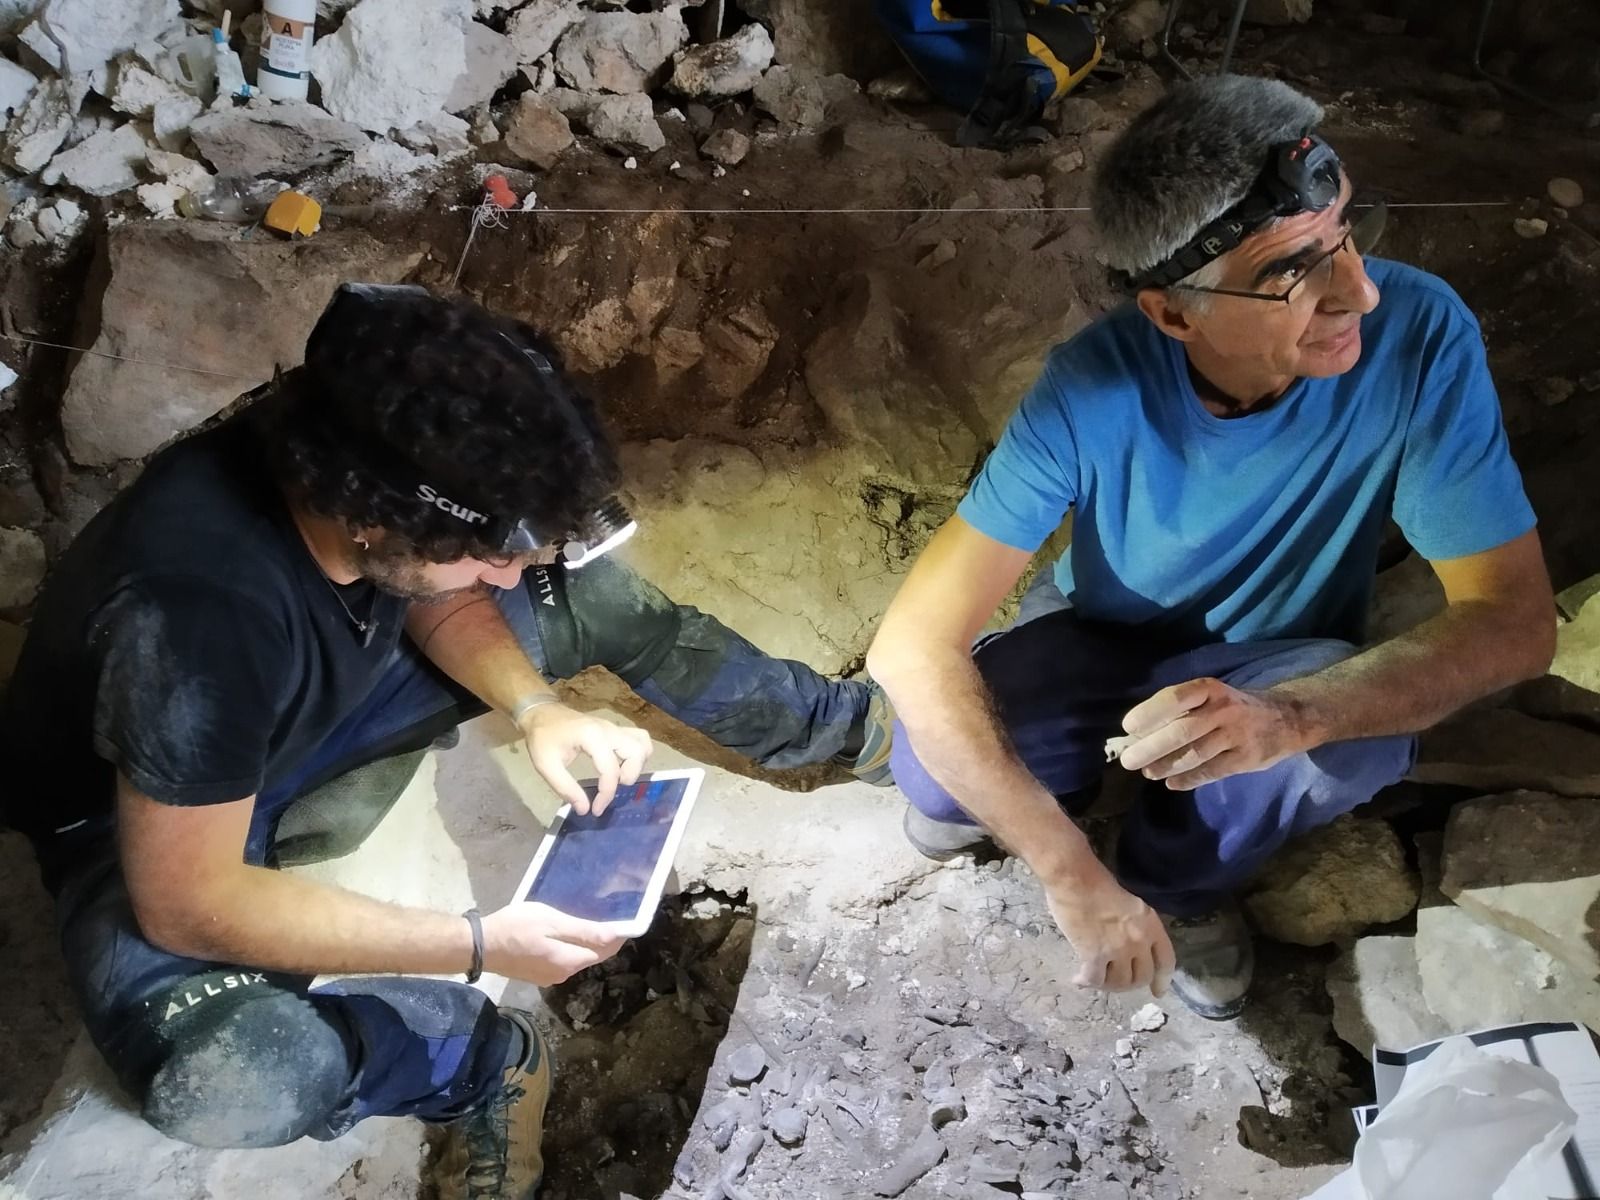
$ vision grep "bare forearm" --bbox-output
[1271,600,1554,744]
[406,591,553,717]
[875,645,1104,889]
[155,865,475,977]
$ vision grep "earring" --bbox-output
[355,536,370,550]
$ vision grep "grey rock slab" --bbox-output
[699,127,749,167]
[0,526,46,607]
[502,93,571,168]
[552,11,686,94]
[62,221,421,464]
[586,92,663,154]
[669,22,772,99]
[312,0,468,133]
[1326,935,1449,1058]
[1244,815,1420,946]
[1442,790,1600,979]
[752,65,859,130]
[1413,708,1600,798]
[41,120,149,195]
[444,21,517,113]
[189,101,367,176]
[927,1086,966,1128]
[873,1124,946,1197]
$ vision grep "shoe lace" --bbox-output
[462,1080,526,1198]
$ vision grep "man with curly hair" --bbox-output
[869,75,1555,1021]
[0,284,888,1196]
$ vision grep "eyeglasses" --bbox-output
[1169,203,1388,306]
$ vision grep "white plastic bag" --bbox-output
[1305,1036,1579,1200]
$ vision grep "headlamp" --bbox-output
[1119,132,1345,293]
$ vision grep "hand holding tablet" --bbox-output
[510,768,705,939]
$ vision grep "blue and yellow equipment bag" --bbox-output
[874,0,1104,147]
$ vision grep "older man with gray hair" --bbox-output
[867,75,1554,1019]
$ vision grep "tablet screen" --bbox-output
[523,776,690,922]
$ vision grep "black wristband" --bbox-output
[463,908,485,985]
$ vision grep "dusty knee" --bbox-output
[532,557,685,684]
[142,990,349,1148]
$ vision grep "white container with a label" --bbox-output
[258,0,315,101]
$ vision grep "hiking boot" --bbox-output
[902,805,992,861]
[839,682,896,786]
[1162,905,1254,1021]
[436,1010,553,1200]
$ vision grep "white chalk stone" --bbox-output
[0,0,43,37]
[42,120,150,195]
[151,92,202,151]
[312,0,469,134]
[34,195,83,240]
[2,76,80,173]
[135,179,185,216]
[0,56,39,117]
[109,57,190,118]
[506,0,579,66]
[587,92,663,154]
[553,10,687,94]
[0,361,17,393]
[443,20,516,113]
[669,22,773,98]
[19,0,178,76]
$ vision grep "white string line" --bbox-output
[445,200,1513,215]
[451,196,508,288]
[0,330,258,380]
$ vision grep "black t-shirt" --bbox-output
[0,415,407,842]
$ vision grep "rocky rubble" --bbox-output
[1,0,897,258]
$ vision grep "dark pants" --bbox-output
[891,574,1416,916]
[37,559,868,1149]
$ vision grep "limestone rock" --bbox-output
[41,120,149,195]
[506,0,579,65]
[3,76,80,173]
[1442,791,1600,980]
[753,66,859,130]
[1326,936,1448,1058]
[1412,708,1600,798]
[444,21,517,113]
[17,0,178,76]
[699,127,749,167]
[739,0,900,80]
[669,22,773,99]
[552,11,687,95]
[0,527,46,607]
[397,111,470,160]
[151,92,202,152]
[702,303,778,400]
[1243,816,1419,946]
[32,195,82,241]
[1110,0,1167,43]
[1244,0,1312,25]
[1417,888,1600,1031]
[312,0,469,133]
[1548,177,1584,209]
[189,101,368,176]
[503,93,572,168]
[145,145,214,192]
[804,271,982,487]
[0,56,38,117]
[62,222,422,464]
[108,58,189,118]
[1554,589,1600,694]
[586,92,663,154]
[0,0,41,37]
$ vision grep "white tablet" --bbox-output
[511,768,704,937]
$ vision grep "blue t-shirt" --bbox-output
[958,258,1536,645]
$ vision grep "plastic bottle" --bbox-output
[212,12,257,101]
[178,177,284,221]
[257,0,315,101]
